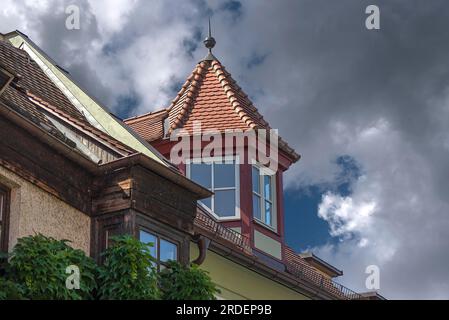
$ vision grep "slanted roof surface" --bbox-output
[4,30,170,166]
[125,59,300,162]
[0,39,87,124]
[0,35,135,160]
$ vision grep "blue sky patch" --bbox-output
[285,155,362,252]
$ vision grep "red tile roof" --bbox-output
[284,246,361,299]
[125,59,300,162]
[167,60,269,132]
[124,109,168,142]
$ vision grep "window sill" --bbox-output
[253,218,278,235]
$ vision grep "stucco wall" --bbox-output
[0,166,90,254]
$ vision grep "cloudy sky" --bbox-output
[2,0,449,299]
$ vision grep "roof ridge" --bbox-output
[210,59,271,130]
[209,62,300,161]
[168,61,209,132]
[124,108,168,124]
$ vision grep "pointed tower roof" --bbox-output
[125,25,299,162]
[167,59,271,133]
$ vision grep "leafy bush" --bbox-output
[1,234,220,301]
[0,277,24,300]
[159,261,219,300]
[7,234,97,300]
[97,235,159,300]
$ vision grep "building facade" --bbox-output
[0,30,365,300]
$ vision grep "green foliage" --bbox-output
[0,277,24,300]
[7,234,97,300]
[159,261,219,300]
[97,235,159,300]
[1,234,220,301]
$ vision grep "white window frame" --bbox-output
[186,155,240,221]
[252,164,277,231]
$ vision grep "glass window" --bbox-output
[0,186,9,252]
[139,229,178,271]
[201,197,212,209]
[252,166,260,193]
[0,71,8,88]
[214,163,235,188]
[160,239,177,262]
[188,158,239,220]
[253,194,261,220]
[252,165,276,229]
[0,69,12,94]
[140,230,157,259]
[214,190,236,218]
[264,201,272,226]
[190,163,212,189]
[264,175,272,200]
[0,191,4,247]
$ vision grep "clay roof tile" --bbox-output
[124,58,300,162]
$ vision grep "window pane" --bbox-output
[139,230,157,259]
[265,201,272,226]
[200,197,212,211]
[190,163,212,189]
[252,166,260,193]
[0,191,4,249]
[0,192,4,223]
[160,239,177,262]
[214,163,235,188]
[214,190,235,217]
[0,71,10,88]
[253,194,261,220]
[264,175,272,200]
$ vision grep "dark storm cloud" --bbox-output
[227,0,449,298]
[2,0,449,298]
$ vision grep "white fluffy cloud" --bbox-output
[318,192,376,240]
[1,0,449,299]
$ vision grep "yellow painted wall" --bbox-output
[190,243,308,300]
[0,166,91,254]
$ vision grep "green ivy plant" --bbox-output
[97,235,159,300]
[0,277,24,300]
[7,234,97,300]
[1,234,220,300]
[159,260,220,300]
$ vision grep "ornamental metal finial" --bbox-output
[203,18,216,53]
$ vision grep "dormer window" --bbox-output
[187,157,240,220]
[252,165,277,230]
[0,67,14,96]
